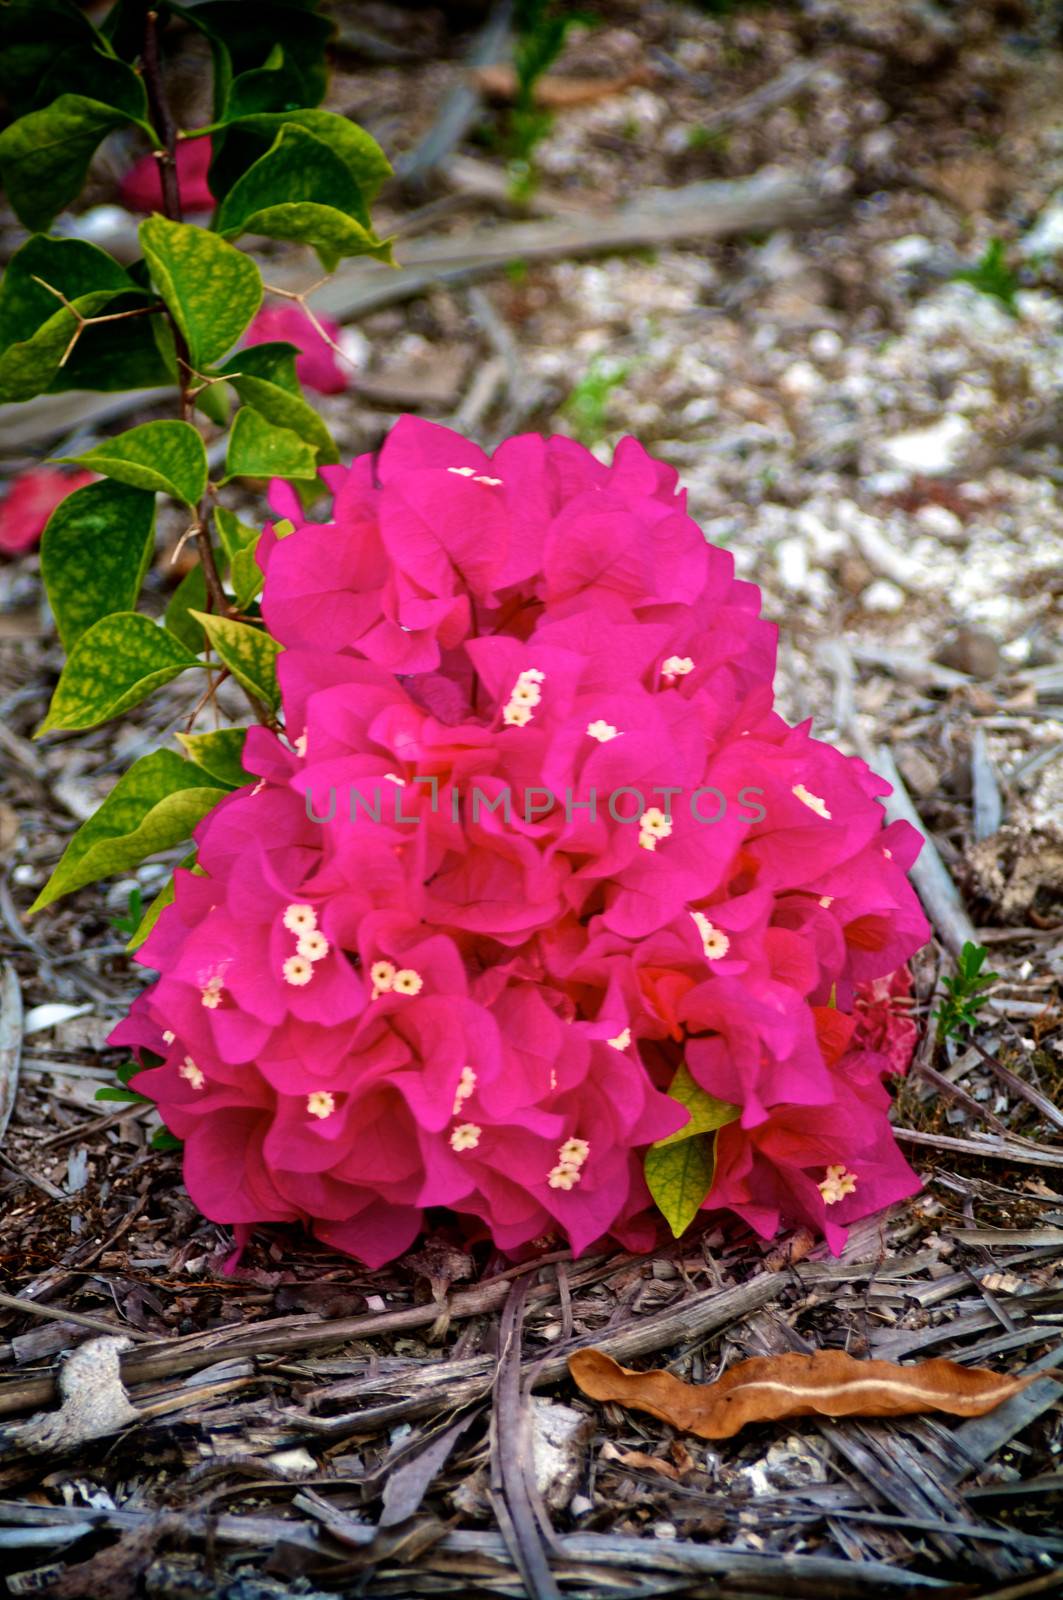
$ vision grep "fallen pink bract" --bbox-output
[0,468,95,555]
[119,136,214,213]
[116,419,931,1267]
[243,305,350,395]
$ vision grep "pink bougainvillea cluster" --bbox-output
[116,419,929,1267]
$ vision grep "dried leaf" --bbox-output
[568,1348,1042,1441]
[471,65,649,107]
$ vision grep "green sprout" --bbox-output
[110,884,144,938]
[506,1,592,201]
[561,357,632,445]
[934,941,999,1044]
[953,239,1020,316]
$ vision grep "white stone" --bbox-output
[1020,194,1063,258]
[880,414,972,475]
[809,328,843,361]
[915,503,964,540]
[861,579,906,613]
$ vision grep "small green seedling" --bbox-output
[934,941,999,1043]
[506,0,592,201]
[953,239,1020,316]
[110,884,144,938]
[562,357,632,446]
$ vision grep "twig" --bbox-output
[893,1125,1063,1168]
[141,8,230,621]
[0,1290,152,1343]
[873,745,979,958]
[972,727,1004,840]
[490,1278,562,1598]
[0,964,22,1152]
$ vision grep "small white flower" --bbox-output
[297,930,330,963]
[503,701,533,727]
[307,1090,336,1119]
[370,960,396,992]
[547,1163,581,1190]
[450,1122,482,1151]
[392,967,423,996]
[558,1137,590,1168]
[661,655,695,682]
[447,465,477,477]
[818,1164,858,1205]
[282,954,314,987]
[691,911,730,961]
[608,1026,632,1050]
[452,1065,477,1115]
[587,719,620,742]
[283,903,317,935]
[179,1056,205,1090]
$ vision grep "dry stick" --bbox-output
[0,1290,153,1343]
[141,7,229,621]
[0,169,831,454]
[300,168,831,322]
[873,745,979,960]
[0,1270,784,1422]
[892,1126,1063,1168]
[395,0,514,188]
[0,962,22,1152]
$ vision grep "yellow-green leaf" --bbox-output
[224,405,317,482]
[37,612,201,735]
[41,480,156,648]
[191,609,281,709]
[139,216,262,370]
[643,1065,739,1238]
[58,419,208,506]
[175,727,249,788]
[29,753,226,913]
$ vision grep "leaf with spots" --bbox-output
[58,419,208,506]
[217,343,337,464]
[37,612,202,735]
[176,728,250,788]
[40,480,156,648]
[214,505,265,608]
[643,1065,738,1239]
[29,753,228,913]
[0,235,145,403]
[139,216,262,370]
[0,93,153,234]
[224,405,318,483]
[567,1349,1043,1442]
[214,124,393,266]
[191,609,281,709]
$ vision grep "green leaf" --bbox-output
[37,613,201,735]
[36,44,151,124]
[644,1135,717,1241]
[175,728,250,788]
[0,235,144,403]
[139,217,262,370]
[126,850,199,952]
[59,419,208,505]
[0,0,104,117]
[163,564,208,654]
[214,505,264,608]
[652,1065,739,1149]
[40,480,156,649]
[215,125,393,264]
[216,109,391,203]
[218,343,337,464]
[95,1084,151,1103]
[191,609,281,708]
[28,750,228,912]
[0,94,150,234]
[224,405,318,482]
[151,1128,183,1152]
[50,295,172,396]
[224,48,310,119]
[195,1,330,111]
[643,1065,738,1239]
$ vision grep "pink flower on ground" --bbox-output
[243,305,350,395]
[0,468,95,556]
[119,136,214,213]
[115,417,931,1270]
